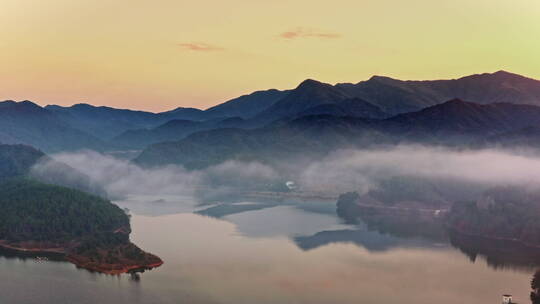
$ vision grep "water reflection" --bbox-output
[128,212,532,304]
[330,199,540,274]
[196,202,279,218]
[101,194,540,274]
[449,231,540,272]
[0,195,537,304]
[223,205,351,238]
[294,226,447,252]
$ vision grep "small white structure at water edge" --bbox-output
[285,181,297,191]
[502,294,513,304]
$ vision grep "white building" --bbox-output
[285,181,297,190]
[502,294,513,304]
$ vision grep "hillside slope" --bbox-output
[135,99,540,168]
[0,101,105,152]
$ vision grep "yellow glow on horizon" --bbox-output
[1,0,539,112]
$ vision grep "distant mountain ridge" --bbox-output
[46,103,206,140]
[135,99,540,168]
[254,79,389,122]
[335,70,540,114]
[92,70,540,149]
[378,98,540,141]
[205,89,289,119]
[112,117,247,149]
[0,100,105,152]
[42,89,289,141]
[4,70,540,153]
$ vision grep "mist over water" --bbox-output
[17,145,540,304]
[33,150,279,199]
[32,151,201,197]
[34,145,540,200]
[297,145,540,194]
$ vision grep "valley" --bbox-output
[3,71,540,303]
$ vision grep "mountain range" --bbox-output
[0,101,105,152]
[134,99,540,168]
[2,70,540,156]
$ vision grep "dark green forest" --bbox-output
[0,144,161,270]
[0,178,129,243]
[0,144,45,182]
[446,186,540,246]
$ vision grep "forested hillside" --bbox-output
[0,179,162,273]
[0,144,45,181]
[0,179,127,242]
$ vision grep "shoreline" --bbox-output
[66,255,164,275]
[241,190,338,201]
[0,240,67,254]
[446,226,540,250]
[0,240,163,274]
[338,199,540,251]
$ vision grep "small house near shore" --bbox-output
[502,294,513,304]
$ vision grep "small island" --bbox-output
[0,178,163,274]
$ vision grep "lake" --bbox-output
[0,195,535,304]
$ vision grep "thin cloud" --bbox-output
[178,42,224,52]
[279,27,341,40]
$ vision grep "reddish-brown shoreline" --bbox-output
[66,255,164,274]
[0,240,67,254]
[0,240,163,274]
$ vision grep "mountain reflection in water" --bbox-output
[0,196,536,304]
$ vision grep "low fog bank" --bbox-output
[298,145,540,194]
[34,150,279,199]
[31,146,540,203]
[30,157,107,197]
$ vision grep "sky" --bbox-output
[1,0,539,112]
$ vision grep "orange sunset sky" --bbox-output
[1,0,539,112]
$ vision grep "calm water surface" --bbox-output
[0,196,535,304]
